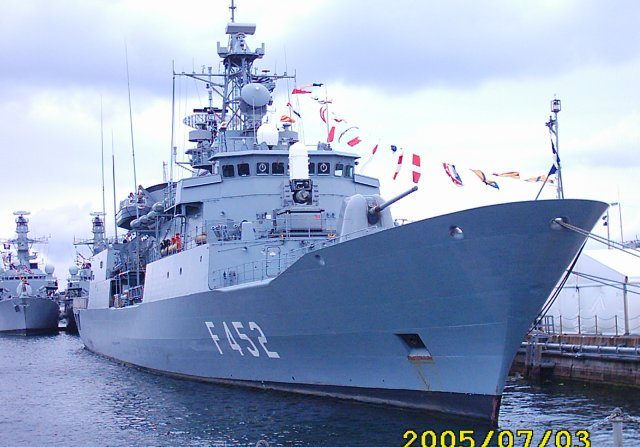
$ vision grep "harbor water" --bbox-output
[2,333,640,447]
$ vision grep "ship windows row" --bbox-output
[221,162,354,178]
[3,275,46,281]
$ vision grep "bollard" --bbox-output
[610,408,624,447]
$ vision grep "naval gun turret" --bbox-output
[367,186,418,224]
[338,186,419,241]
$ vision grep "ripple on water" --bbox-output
[1,334,639,446]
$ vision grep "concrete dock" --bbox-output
[511,333,640,387]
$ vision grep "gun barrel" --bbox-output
[369,185,418,214]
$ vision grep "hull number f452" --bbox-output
[205,321,280,358]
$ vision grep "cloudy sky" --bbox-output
[1,0,638,276]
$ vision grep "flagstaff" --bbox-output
[545,97,563,199]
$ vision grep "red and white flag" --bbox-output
[371,143,379,155]
[292,87,312,94]
[393,150,404,180]
[327,126,336,143]
[412,154,421,184]
[347,136,362,147]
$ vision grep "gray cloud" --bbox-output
[1,0,639,265]
[275,0,640,90]
[0,1,212,99]
[3,1,639,98]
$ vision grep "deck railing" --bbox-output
[209,225,381,288]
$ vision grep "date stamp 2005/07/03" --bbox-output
[402,429,591,447]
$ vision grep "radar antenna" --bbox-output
[229,0,236,23]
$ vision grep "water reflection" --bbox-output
[1,333,639,446]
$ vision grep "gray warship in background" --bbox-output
[59,213,107,333]
[75,8,607,423]
[0,212,59,334]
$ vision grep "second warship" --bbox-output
[59,213,107,333]
[0,212,59,335]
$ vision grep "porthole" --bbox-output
[222,165,235,177]
[317,162,330,175]
[272,162,285,175]
[237,163,250,177]
[344,165,354,178]
[256,162,269,175]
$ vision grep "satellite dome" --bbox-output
[45,264,55,275]
[240,83,270,108]
[256,122,279,146]
[289,142,309,180]
[69,265,79,276]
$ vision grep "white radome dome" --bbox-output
[45,264,55,275]
[256,123,279,146]
[289,142,309,180]
[69,265,79,276]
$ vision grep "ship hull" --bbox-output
[60,298,78,334]
[76,199,606,423]
[0,297,60,335]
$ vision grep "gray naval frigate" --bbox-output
[0,212,59,334]
[75,10,607,423]
[60,213,107,333]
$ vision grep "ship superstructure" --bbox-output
[75,7,607,423]
[0,211,59,334]
[60,212,108,333]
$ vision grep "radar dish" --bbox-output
[183,113,208,129]
[241,83,270,107]
[13,210,30,216]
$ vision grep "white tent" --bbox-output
[546,249,640,335]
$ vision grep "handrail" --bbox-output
[210,225,381,288]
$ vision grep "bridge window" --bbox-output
[256,162,269,175]
[272,162,285,175]
[237,163,250,177]
[222,165,235,177]
[344,165,354,178]
[317,162,330,175]
[334,163,344,177]
[308,162,315,175]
